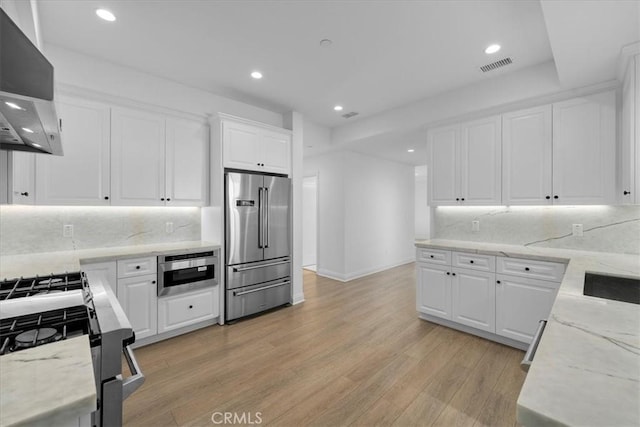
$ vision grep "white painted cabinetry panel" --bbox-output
[165,118,209,206]
[36,97,111,205]
[495,274,559,343]
[11,152,35,205]
[117,274,158,340]
[111,107,166,206]
[496,257,566,282]
[117,256,157,278]
[82,261,117,294]
[416,263,452,320]
[427,125,459,205]
[620,55,639,204]
[261,128,291,175]
[502,105,553,205]
[158,287,218,333]
[452,251,495,272]
[552,91,616,205]
[451,267,495,333]
[416,248,451,265]
[222,120,261,171]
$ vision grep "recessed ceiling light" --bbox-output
[5,101,23,110]
[484,44,501,54]
[31,143,42,148]
[251,71,263,79]
[407,149,415,153]
[21,127,34,133]
[333,105,343,111]
[96,9,116,22]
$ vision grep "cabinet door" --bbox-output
[165,118,209,206]
[451,268,495,333]
[552,91,616,205]
[502,105,553,205]
[111,107,165,206]
[36,97,110,205]
[427,125,459,206]
[117,274,158,339]
[620,57,637,204]
[222,121,261,171]
[460,116,502,205]
[82,261,117,295]
[260,129,291,175]
[496,275,559,343]
[157,287,218,333]
[11,152,35,204]
[416,263,452,320]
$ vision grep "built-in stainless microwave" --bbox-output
[157,249,219,296]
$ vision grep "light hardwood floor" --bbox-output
[123,263,526,427]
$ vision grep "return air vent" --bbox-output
[480,57,513,73]
[342,111,359,119]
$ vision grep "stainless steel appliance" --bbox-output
[0,8,63,155]
[158,248,219,296]
[225,171,291,321]
[0,271,144,426]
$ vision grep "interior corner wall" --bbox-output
[343,152,415,280]
[303,152,346,280]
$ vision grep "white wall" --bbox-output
[414,165,429,239]
[304,150,415,281]
[44,44,283,127]
[302,176,317,266]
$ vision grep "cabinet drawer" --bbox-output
[158,287,218,333]
[416,248,451,265]
[497,257,566,282]
[452,252,495,272]
[117,256,157,278]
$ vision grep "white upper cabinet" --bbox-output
[11,152,35,204]
[459,116,502,205]
[620,55,639,204]
[428,116,501,206]
[111,107,166,206]
[222,118,291,176]
[427,125,459,205]
[552,91,616,205]
[165,118,209,206]
[36,97,111,205]
[502,105,553,205]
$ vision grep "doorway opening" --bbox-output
[302,175,318,271]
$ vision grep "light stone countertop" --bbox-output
[415,239,640,427]
[0,240,220,426]
[0,335,97,427]
[0,240,221,279]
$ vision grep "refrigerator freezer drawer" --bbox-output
[227,257,290,290]
[226,279,291,321]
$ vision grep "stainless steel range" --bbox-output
[0,271,144,426]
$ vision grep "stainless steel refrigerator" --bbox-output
[225,171,292,321]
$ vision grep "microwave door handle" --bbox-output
[264,188,269,248]
[122,345,145,400]
[258,187,263,249]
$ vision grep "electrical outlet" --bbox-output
[472,220,480,232]
[63,224,74,238]
[165,222,174,234]
[572,224,583,237]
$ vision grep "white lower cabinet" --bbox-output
[117,274,158,340]
[495,275,559,343]
[416,263,452,320]
[158,287,219,333]
[451,268,495,333]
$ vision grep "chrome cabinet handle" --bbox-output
[264,188,269,248]
[521,320,547,372]
[232,259,290,272]
[258,187,264,248]
[122,345,145,400]
[234,281,290,296]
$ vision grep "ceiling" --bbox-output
[37,0,553,130]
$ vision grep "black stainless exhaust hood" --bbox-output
[0,7,62,155]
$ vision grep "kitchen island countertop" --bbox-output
[415,239,640,427]
[0,335,97,427]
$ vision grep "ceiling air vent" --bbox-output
[342,111,359,119]
[480,57,513,73]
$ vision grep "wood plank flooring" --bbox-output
[123,263,526,427]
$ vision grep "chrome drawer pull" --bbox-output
[234,281,290,296]
[233,260,290,272]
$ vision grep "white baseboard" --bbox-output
[292,292,305,305]
[316,258,415,283]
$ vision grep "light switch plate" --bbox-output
[472,220,480,232]
[572,224,583,237]
[166,222,174,234]
[63,224,74,238]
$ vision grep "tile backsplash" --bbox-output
[0,206,201,255]
[433,205,640,255]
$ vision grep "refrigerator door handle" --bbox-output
[258,187,264,248]
[264,188,269,248]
